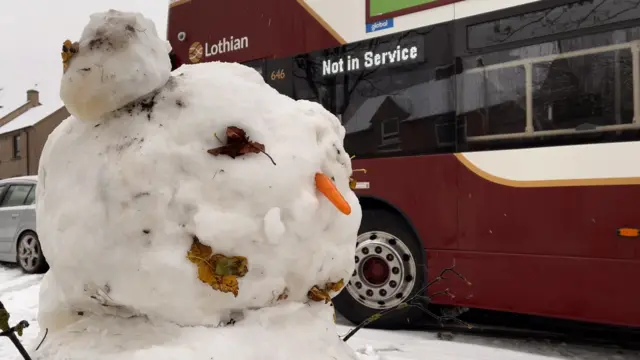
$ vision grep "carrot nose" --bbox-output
[315,173,351,215]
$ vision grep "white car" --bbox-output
[0,175,47,273]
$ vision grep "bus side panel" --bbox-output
[456,147,640,260]
[167,0,342,67]
[436,148,640,327]
[427,249,640,327]
[353,155,458,250]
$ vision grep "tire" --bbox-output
[333,208,426,329]
[16,231,49,274]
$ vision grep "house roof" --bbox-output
[0,99,24,119]
[0,101,64,135]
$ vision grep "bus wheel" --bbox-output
[333,208,426,328]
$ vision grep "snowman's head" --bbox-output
[60,9,172,120]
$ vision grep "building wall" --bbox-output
[0,133,27,178]
[27,107,70,175]
[0,107,69,179]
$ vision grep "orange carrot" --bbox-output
[315,172,351,215]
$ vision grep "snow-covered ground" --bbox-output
[1,265,639,360]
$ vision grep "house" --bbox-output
[0,90,69,179]
[0,89,40,127]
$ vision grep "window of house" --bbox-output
[381,118,400,142]
[12,134,21,158]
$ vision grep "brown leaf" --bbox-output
[325,279,345,293]
[208,126,275,165]
[61,39,80,73]
[307,279,346,304]
[307,285,331,304]
[211,253,248,277]
[277,287,289,301]
[186,236,248,297]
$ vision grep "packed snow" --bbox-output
[59,10,171,120]
[36,8,362,360]
[2,266,640,360]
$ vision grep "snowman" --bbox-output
[32,9,363,360]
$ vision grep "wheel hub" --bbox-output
[18,235,40,271]
[346,231,417,310]
[362,257,389,285]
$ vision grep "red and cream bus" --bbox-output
[168,0,640,329]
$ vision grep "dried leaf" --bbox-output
[307,279,346,304]
[277,287,289,301]
[208,126,276,165]
[211,253,248,277]
[325,279,345,293]
[349,169,367,190]
[186,236,248,297]
[15,322,25,337]
[0,302,9,332]
[307,285,331,304]
[349,177,357,190]
[61,39,79,73]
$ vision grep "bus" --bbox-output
[168,0,640,329]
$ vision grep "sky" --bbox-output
[0,0,169,114]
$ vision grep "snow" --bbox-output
[60,9,171,120]
[0,266,44,360]
[0,102,64,135]
[2,266,640,360]
[40,40,361,328]
[0,100,22,119]
[33,302,360,360]
[35,8,362,360]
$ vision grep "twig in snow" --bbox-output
[341,262,472,342]
[0,301,33,360]
[35,328,48,351]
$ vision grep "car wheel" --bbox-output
[333,208,426,329]
[16,231,49,274]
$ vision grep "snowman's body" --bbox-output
[33,9,362,360]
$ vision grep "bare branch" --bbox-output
[341,262,472,342]
[0,301,33,360]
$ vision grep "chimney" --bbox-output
[26,89,39,106]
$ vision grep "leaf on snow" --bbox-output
[277,287,289,301]
[186,236,248,297]
[307,279,345,304]
[61,39,79,73]
[325,279,345,293]
[0,301,9,332]
[207,126,276,165]
[308,286,331,303]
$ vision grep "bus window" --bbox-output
[457,25,640,152]
[467,0,640,50]
[291,24,457,158]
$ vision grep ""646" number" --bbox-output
[270,69,286,81]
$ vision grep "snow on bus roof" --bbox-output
[0,101,65,135]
